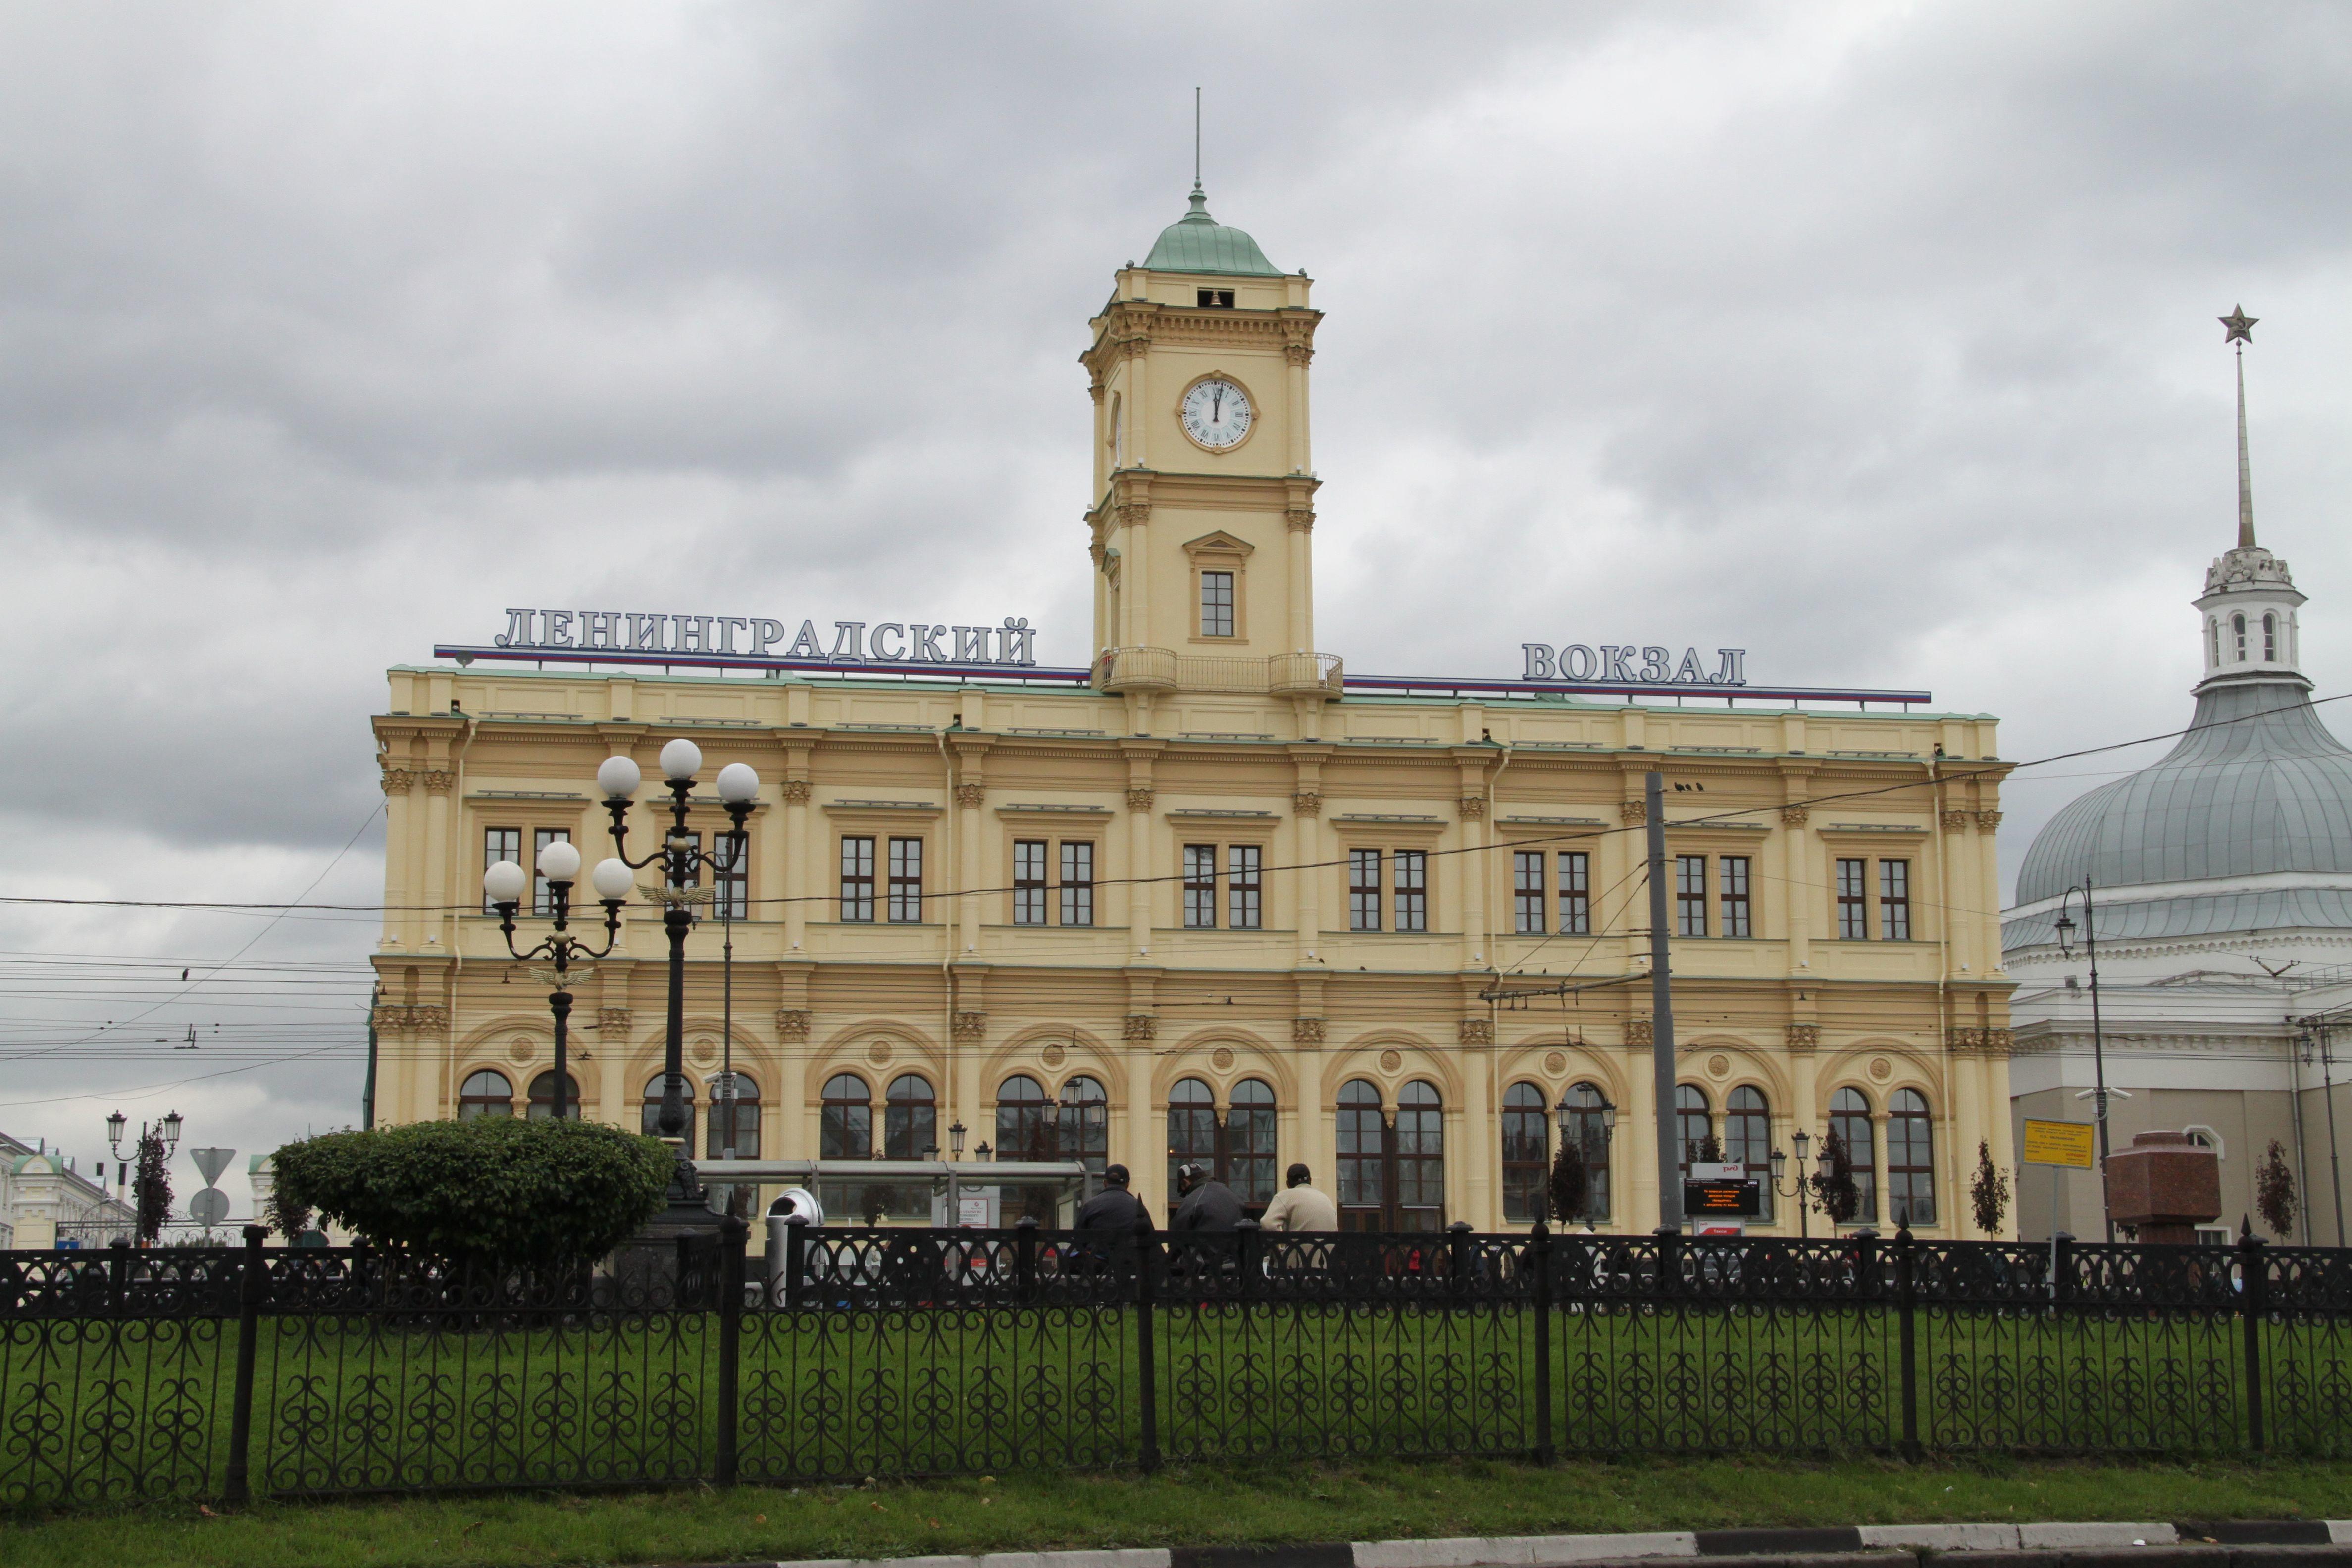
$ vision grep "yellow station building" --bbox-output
[371,186,2016,1235]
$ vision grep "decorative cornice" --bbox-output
[1126,786,1156,811]
[1620,800,1647,826]
[775,1009,812,1041]
[1946,1026,2014,1058]
[1458,1018,1494,1046]
[1786,1023,1820,1052]
[952,1010,988,1043]
[1291,1017,1326,1044]
[955,783,986,809]
[1122,1013,1158,1042]
[1781,806,1810,827]
[1292,790,1322,817]
[1626,1019,1653,1047]
[375,1003,449,1033]
[780,780,812,804]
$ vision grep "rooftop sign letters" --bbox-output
[492,609,1041,668]
[1522,645,1748,687]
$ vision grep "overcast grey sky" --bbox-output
[2,2,2347,1211]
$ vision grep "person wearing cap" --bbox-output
[1169,1162,1244,1232]
[1075,1163,1150,1234]
[1257,1163,1337,1232]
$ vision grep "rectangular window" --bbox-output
[1013,840,1048,925]
[1349,849,1382,932]
[1719,856,1751,939]
[839,837,875,922]
[1228,844,1262,930]
[1880,859,1911,941]
[1512,851,1545,934]
[887,837,924,922]
[1059,841,1094,927]
[712,827,748,920]
[483,827,520,914]
[1183,844,1218,928]
[533,828,571,916]
[1393,850,1428,932]
[1836,858,1868,940]
[1675,854,1707,938]
[1199,570,1235,638]
[1558,851,1590,935]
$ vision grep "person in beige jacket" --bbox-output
[1257,1163,1338,1231]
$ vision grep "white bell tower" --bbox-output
[2193,307,2307,694]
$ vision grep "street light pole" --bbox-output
[1644,771,1680,1234]
[483,841,631,1122]
[2054,878,2115,1243]
[600,740,760,1216]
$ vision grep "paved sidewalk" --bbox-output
[684,1519,2352,1568]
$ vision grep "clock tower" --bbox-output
[1081,184,1333,729]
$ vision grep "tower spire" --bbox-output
[2221,304,2258,549]
[1193,86,1203,196]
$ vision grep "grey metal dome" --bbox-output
[2007,677,2352,948]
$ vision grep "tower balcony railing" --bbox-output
[1091,647,1342,697]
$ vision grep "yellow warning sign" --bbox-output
[2021,1118,2096,1170]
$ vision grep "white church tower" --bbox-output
[2193,306,2306,688]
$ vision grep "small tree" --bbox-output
[134,1128,173,1245]
[1547,1135,1588,1226]
[2257,1139,2298,1240]
[264,1179,314,1242]
[1812,1130,1860,1226]
[1693,1133,1725,1165]
[273,1117,674,1268]
[1969,1141,2011,1236]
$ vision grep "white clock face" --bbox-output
[1180,378,1253,450]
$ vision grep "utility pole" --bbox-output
[1645,771,1680,1233]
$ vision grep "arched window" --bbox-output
[1060,1075,1109,1175]
[641,1073,696,1138]
[1502,1082,1549,1223]
[2233,612,2248,661]
[1564,1082,1612,1222]
[458,1069,513,1120]
[1395,1081,1445,1231]
[2209,617,2221,665]
[2263,612,2278,661]
[883,1074,935,1159]
[526,1070,579,1121]
[995,1074,1051,1161]
[1886,1087,1934,1227]
[1725,1085,1773,1220]
[820,1072,871,1160]
[1336,1079,1385,1229]
[1675,1083,1713,1179]
[1167,1077,1217,1202]
[1830,1086,1877,1224]
[1226,1078,1277,1206]
[707,1071,760,1159]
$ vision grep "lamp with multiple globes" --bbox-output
[482,836,635,1122]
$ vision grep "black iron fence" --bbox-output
[6,1221,2352,1510]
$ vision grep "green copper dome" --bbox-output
[1141,186,1283,277]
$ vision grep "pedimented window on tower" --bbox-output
[1196,288,1235,308]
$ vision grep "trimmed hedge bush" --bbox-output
[273,1117,675,1265]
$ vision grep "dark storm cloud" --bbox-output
[0,0,2348,1171]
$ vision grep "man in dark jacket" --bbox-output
[1170,1162,1244,1231]
[1075,1164,1150,1233]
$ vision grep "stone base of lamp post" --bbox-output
[608,1141,727,1298]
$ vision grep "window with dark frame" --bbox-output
[1200,570,1235,637]
[641,1073,697,1139]
[1183,843,1218,928]
[1336,1078,1385,1225]
[882,1073,936,1159]
[1725,1084,1772,1220]
[839,836,875,922]
[1227,844,1262,930]
[1226,1078,1277,1204]
[1013,839,1048,925]
[1348,849,1382,931]
[1836,857,1868,939]
[1512,851,1545,934]
[483,827,520,914]
[1059,841,1095,927]
[887,836,923,922]
[1565,1081,1611,1220]
[1719,855,1752,938]
[1675,854,1707,938]
[820,1072,871,1160]
[1501,1082,1549,1222]
[1675,1083,1712,1179]
[1167,1076,1217,1203]
[1887,1087,1935,1225]
[1879,859,1911,940]
[533,828,571,916]
[711,828,748,920]
[1830,1086,1877,1223]
[1393,1080,1445,1227]
[705,1071,759,1157]
[458,1068,513,1120]
[528,1070,580,1122]
[1393,850,1428,932]
[1558,851,1591,934]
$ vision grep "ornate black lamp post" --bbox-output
[1768,1129,1837,1239]
[2053,880,2116,1243]
[482,841,632,1121]
[1553,1092,1614,1225]
[596,739,759,1218]
[107,1108,182,1242]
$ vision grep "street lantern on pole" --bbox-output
[1553,1090,1614,1225]
[483,839,632,1123]
[598,739,760,1221]
[2053,879,2116,1242]
[1768,1128,1836,1240]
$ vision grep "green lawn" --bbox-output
[7,1456,2352,1568]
